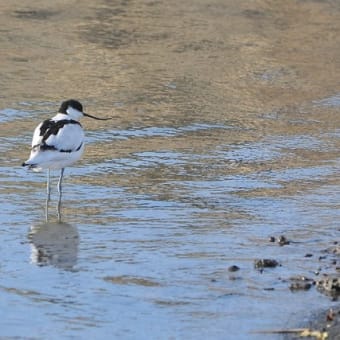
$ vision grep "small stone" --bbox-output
[305,253,313,258]
[290,282,312,291]
[316,276,340,298]
[228,265,240,272]
[326,308,334,321]
[278,235,290,246]
[289,276,313,291]
[269,236,276,242]
[254,259,279,269]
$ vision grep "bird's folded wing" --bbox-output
[32,119,84,152]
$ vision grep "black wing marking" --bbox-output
[33,119,83,153]
[39,119,81,142]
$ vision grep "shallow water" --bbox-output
[1,0,340,339]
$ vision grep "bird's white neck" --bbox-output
[66,107,83,120]
[52,107,83,121]
[52,113,73,121]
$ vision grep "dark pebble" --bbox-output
[278,235,290,246]
[290,282,312,291]
[269,236,276,242]
[254,259,279,269]
[315,276,340,298]
[305,253,313,257]
[228,265,240,272]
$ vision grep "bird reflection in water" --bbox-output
[28,222,79,270]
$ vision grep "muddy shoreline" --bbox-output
[299,306,340,340]
[261,235,340,339]
[290,241,340,340]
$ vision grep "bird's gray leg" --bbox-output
[47,168,51,201]
[45,168,51,222]
[57,168,64,222]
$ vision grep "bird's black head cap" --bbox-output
[58,99,83,114]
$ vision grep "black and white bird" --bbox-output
[22,99,111,219]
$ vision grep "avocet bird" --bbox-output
[22,99,111,219]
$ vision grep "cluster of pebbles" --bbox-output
[256,235,339,338]
[228,234,339,337]
[227,236,339,299]
[314,242,340,299]
[257,235,340,299]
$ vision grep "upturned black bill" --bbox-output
[83,112,112,120]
